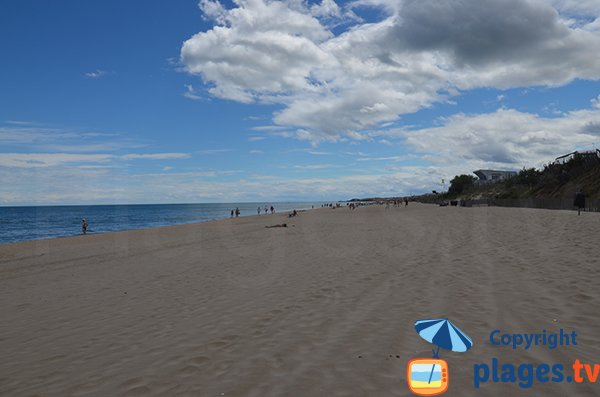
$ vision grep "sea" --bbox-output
[0,202,327,244]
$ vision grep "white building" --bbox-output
[554,149,600,164]
[473,169,517,185]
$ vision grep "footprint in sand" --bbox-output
[177,365,201,377]
[188,356,210,367]
[207,334,240,351]
[123,385,151,397]
[120,378,150,397]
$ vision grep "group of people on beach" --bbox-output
[230,205,275,218]
[258,205,275,215]
[76,190,589,238]
[385,198,409,209]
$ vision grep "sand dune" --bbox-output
[1,204,599,396]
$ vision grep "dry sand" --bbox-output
[1,204,599,396]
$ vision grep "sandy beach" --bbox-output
[1,204,599,396]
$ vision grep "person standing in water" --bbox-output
[257,206,261,215]
[81,218,88,235]
[235,207,240,217]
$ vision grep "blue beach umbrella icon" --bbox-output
[414,318,473,384]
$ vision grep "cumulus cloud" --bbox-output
[550,0,600,17]
[181,0,600,142]
[310,0,341,18]
[401,107,600,171]
[181,0,334,103]
[393,0,563,65]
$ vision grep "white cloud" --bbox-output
[0,151,190,169]
[198,148,233,154]
[181,0,600,142]
[199,0,227,23]
[0,124,132,153]
[357,155,412,162]
[5,105,599,204]
[550,0,600,17]
[182,0,335,103]
[84,69,106,79]
[5,120,40,126]
[251,125,289,132]
[248,136,266,141]
[293,163,338,169]
[1,125,87,145]
[401,107,600,171]
[121,153,191,160]
[310,0,341,18]
[0,153,113,168]
[183,84,203,100]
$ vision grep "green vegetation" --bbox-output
[448,174,477,196]
[444,151,600,200]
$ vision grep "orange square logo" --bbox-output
[407,358,449,396]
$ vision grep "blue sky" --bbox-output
[1,0,600,205]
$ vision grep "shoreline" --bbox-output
[0,203,324,246]
[0,208,321,253]
[0,211,294,247]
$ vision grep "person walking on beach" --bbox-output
[270,205,275,214]
[264,205,268,214]
[574,190,586,215]
[257,206,261,215]
[230,209,234,218]
[81,218,88,235]
[235,207,240,217]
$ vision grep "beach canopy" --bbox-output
[415,318,473,354]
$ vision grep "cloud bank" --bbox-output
[181,0,600,141]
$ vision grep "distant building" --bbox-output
[473,169,517,185]
[554,149,600,165]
